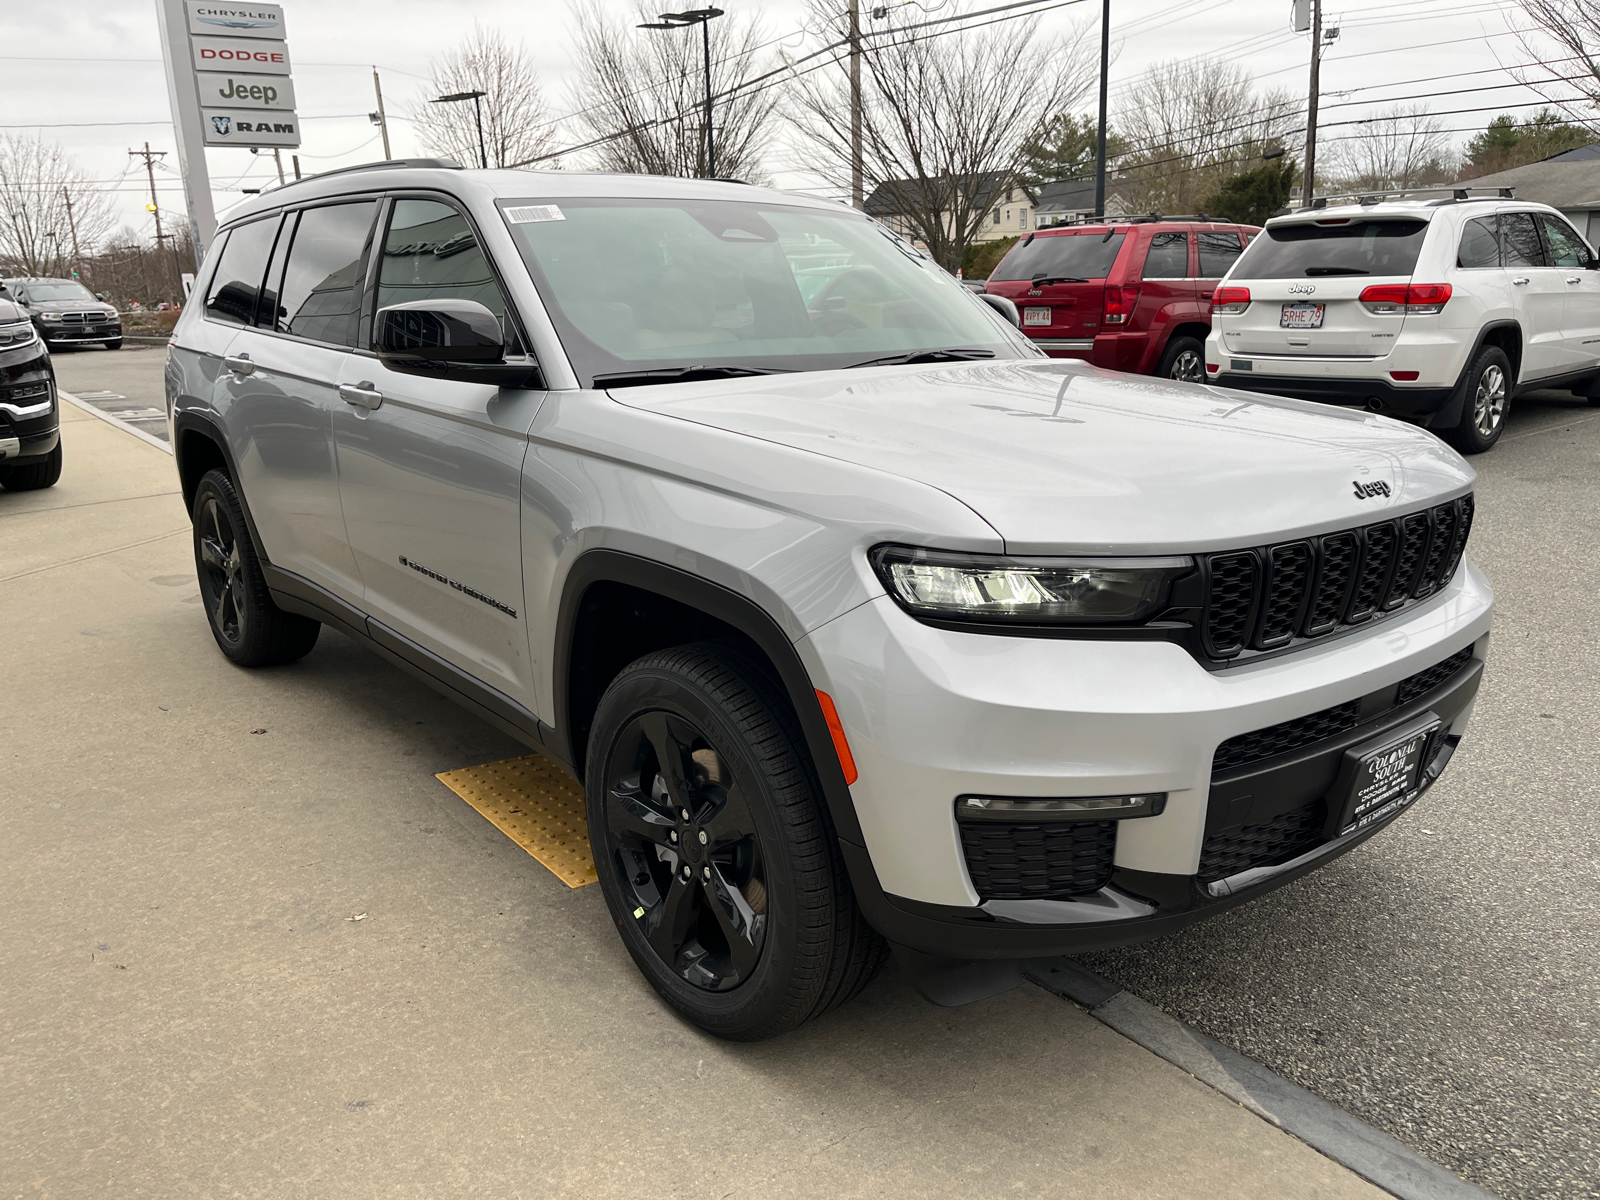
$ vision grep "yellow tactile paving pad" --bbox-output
[435,755,598,888]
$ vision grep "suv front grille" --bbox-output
[1215,646,1476,774]
[958,819,1116,901]
[1199,495,1473,661]
[1198,802,1325,882]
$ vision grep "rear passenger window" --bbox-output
[204,217,280,325]
[274,201,378,346]
[1142,232,1188,278]
[1499,213,1546,268]
[1457,218,1499,269]
[1197,231,1243,278]
[377,200,517,346]
[1536,214,1590,268]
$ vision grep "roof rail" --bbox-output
[1296,185,1514,211]
[257,157,464,195]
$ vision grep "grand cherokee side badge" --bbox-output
[398,555,518,618]
[1353,479,1391,499]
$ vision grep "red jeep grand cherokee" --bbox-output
[984,218,1259,381]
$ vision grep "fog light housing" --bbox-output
[958,793,1166,822]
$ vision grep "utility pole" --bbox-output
[62,186,82,279]
[1304,0,1322,206]
[1093,0,1111,218]
[373,67,393,160]
[272,148,286,186]
[849,0,863,209]
[131,142,183,305]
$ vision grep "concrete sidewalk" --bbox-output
[1,406,1390,1198]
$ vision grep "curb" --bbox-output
[1025,958,1501,1200]
[58,389,174,456]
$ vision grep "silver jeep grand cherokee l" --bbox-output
[166,162,1493,1040]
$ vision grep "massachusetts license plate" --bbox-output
[1280,302,1325,329]
[1023,306,1052,326]
[1330,717,1440,838]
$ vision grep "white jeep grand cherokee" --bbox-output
[167,163,1493,1039]
[1205,193,1600,454]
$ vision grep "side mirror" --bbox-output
[374,299,540,386]
[95,292,106,301]
[978,292,1020,328]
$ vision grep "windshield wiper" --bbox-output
[844,348,997,369]
[1032,274,1088,286]
[592,365,793,389]
[1304,266,1370,276]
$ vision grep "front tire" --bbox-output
[191,469,320,666]
[105,338,123,350]
[1157,335,1207,383]
[586,643,886,1041]
[1441,346,1511,454]
[0,443,62,490]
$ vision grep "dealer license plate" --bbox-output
[1023,306,1052,326]
[1280,302,1325,329]
[1330,717,1440,838]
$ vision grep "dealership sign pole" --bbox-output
[156,2,302,261]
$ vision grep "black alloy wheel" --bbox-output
[586,644,887,1040]
[191,468,320,667]
[604,711,769,992]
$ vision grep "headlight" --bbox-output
[0,321,35,346]
[872,545,1193,625]
[39,312,64,322]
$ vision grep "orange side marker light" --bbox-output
[815,689,859,786]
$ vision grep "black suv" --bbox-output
[0,296,61,490]
[0,277,122,351]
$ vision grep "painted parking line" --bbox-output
[435,754,597,888]
[1026,959,1500,1200]
[58,389,173,454]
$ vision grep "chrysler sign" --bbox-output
[186,4,285,38]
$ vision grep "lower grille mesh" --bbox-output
[1198,802,1325,882]
[958,820,1116,900]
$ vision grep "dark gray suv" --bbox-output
[0,277,122,351]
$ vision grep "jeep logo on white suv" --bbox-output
[1353,479,1392,499]
[1287,283,1317,295]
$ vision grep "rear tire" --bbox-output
[191,468,320,666]
[585,642,887,1041]
[0,443,63,490]
[1440,346,1511,454]
[1157,335,1207,383]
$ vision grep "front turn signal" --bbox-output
[815,690,859,785]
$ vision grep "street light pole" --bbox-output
[638,8,726,179]
[849,0,863,209]
[431,89,490,168]
[1093,0,1110,219]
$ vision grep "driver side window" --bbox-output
[376,199,520,351]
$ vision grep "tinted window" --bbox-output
[990,231,1127,282]
[23,281,97,302]
[1500,213,1545,267]
[1142,232,1188,278]
[275,201,377,346]
[1198,231,1243,278]
[205,217,279,325]
[1230,219,1429,279]
[257,214,294,329]
[1457,218,1499,269]
[1536,214,1589,268]
[378,200,513,341]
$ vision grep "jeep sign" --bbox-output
[195,72,296,110]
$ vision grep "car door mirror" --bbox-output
[978,292,1021,328]
[374,299,540,386]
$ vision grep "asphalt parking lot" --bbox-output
[17,348,1600,1198]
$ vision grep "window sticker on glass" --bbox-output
[505,205,565,224]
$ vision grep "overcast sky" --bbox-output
[0,0,1559,240]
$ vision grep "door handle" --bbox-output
[223,353,255,375]
[338,381,383,410]
[1567,276,1583,284]
[1511,277,1530,286]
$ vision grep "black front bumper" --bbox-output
[849,648,1484,960]
[1214,370,1456,418]
[0,346,57,463]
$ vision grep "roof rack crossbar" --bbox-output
[1296,184,1515,212]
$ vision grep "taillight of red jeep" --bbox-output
[1210,286,1251,315]
[1102,287,1141,325]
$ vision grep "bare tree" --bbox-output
[567,1,778,180]
[1327,104,1458,191]
[1111,60,1299,214]
[412,26,560,168]
[788,4,1095,270]
[1512,0,1600,132]
[0,134,116,277]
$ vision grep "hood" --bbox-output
[30,300,116,314]
[611,360,1474,554]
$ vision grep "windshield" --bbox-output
[499,196,1028,385]
[1230,219,1429,279]
[990,231,1127,282]
[24,281,99,303]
